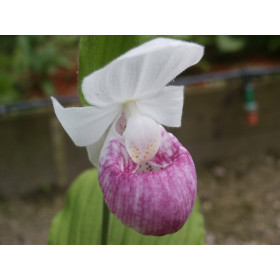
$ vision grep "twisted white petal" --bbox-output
[86,128,109,167]
[51,97,121,147]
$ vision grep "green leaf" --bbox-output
[48,169,205,245]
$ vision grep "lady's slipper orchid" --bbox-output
[51,37,204,236]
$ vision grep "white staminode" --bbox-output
[122,101,161,163]
[51,37,204,166]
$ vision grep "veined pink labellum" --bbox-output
[98,126,197,236]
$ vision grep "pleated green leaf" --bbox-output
[48,168,205,245]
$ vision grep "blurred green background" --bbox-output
[1,35,280,104]
[0,35,79,104]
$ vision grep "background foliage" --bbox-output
[1,35,280,104]
[0,35,79,104]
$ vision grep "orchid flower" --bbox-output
[51,37,204,236]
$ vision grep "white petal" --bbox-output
[87,113,127,167]
[86,128,109,167]
[82,37,204,107]
[123,114,161,164]
[136,86,184,127]
[51,97,121,147]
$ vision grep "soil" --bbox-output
[0,151,280,245]
[199,152,280,245]
[0,189,65,245]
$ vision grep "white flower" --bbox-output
[52,37,204,235]
[51,37,204,167]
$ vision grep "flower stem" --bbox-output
[100,199,110,245]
